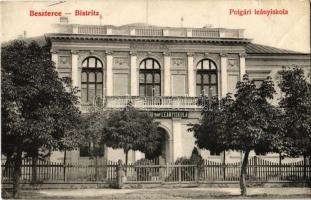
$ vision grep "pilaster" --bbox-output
[51,50,59,70]
[130,51,138,96]
[106,51,113,96]
[71,50,80,91]
[163,52,171,96]
[187,53,195,97]
[220,53,228,98]
[239,53,246,81]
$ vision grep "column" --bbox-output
[220,53,228,98]
[106,51,113,96]
[51,50,58,70]
[239,53,246,81]
[163,52,171,96]
[130,52,138,96]
[187,53,195,97]
[172,119,182,161]
[71,50,80,89]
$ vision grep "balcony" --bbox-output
[79,96,202,113]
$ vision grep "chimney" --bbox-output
[60,16,69,24]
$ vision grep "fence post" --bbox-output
[178,163,181,183]
[278,153,282,179]
[254,156,258,179]
[159,159,164,183]
[222,152,226,181]
[95,156,98,181]
[303,155,306,179]
[116,160,124,189]
[63,150,67,182]
[194,164,198,183]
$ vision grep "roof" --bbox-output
[245,43,306,55]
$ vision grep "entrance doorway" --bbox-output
[145,127,171,163]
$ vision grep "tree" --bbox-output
[1,40,82,198]
[278,67,311,158]
[190,75,284,196]
[81,110,109,157]
[104,104,161,165]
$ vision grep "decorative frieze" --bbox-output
[131,43,169,51]
[227,59,239,71]
[171,58,186,68]
[59,56,71,65]
[113,57,129,68]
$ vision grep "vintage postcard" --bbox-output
[1,0,311,199]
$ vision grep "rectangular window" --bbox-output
[146,85,153,96]
[196,85,202,97]
[96,84,103,98]
[139,85,145,96]
[88,84,95,102]
[81,84,88,103]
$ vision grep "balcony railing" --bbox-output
[54,24,244,39]
[79,96,202,113]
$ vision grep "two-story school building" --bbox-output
[45,21,310,164]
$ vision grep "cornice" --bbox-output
[239,52,247,57]
[246,54,311,60]
[45,33,251,45]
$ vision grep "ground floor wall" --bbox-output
[49,110,304,164]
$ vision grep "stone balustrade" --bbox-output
[79,96,202,113]
[54,24,244,39]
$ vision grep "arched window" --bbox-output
[139,58,161,96]
[196,59,218,97]
[81,57,103,103]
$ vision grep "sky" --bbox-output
[1,0,310,53]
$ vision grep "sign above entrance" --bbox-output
[153,111,188,119]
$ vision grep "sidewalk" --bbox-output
[6,187,311,199]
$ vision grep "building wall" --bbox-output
[49,38,310,164]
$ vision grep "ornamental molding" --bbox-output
[220,52,229,57]
[171,58,186,68]
[129,51,138,56]
[105,50,113,55]
[59,55,71,65]
[239,52,247,57]
[186,52,195,57]
[163,52,171,56]
[194,54,220,68]
[78,52,106,67]
[137,53,163,67]
[48,34,251,45]
[113,57,129,68]
[71,50,79,54]
[227,58,239,71]
[130,43,169,51]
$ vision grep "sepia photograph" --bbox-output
[1,0,311,199]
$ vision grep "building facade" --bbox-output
[46,22,310,164]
